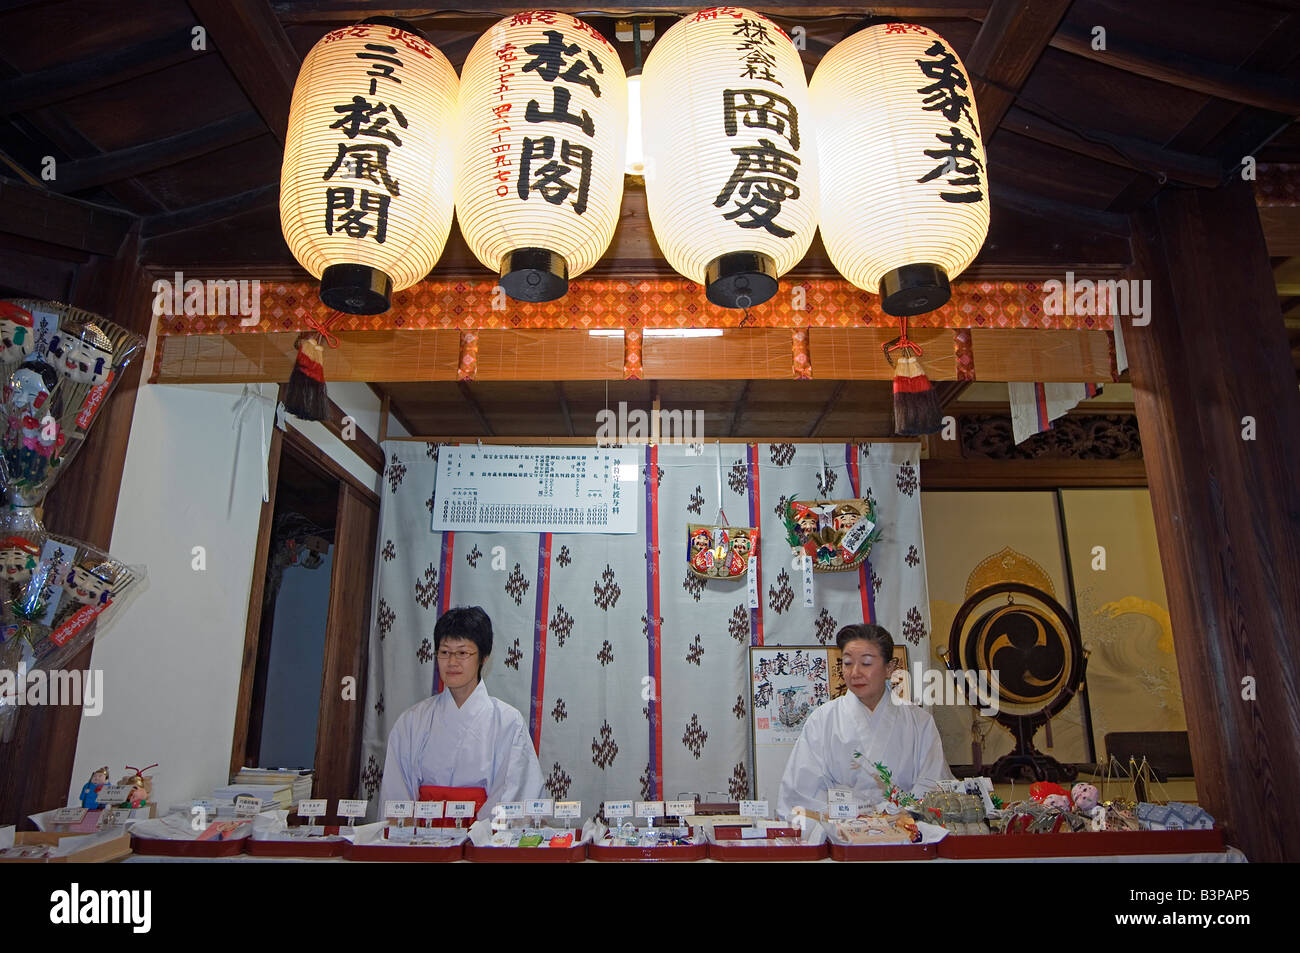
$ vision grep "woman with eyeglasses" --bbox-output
[776,623,952,822]
[379,606,543,822]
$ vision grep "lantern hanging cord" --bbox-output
[882,316,923,366]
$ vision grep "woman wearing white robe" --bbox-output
[778,623,952,820]
[379,606,543,820]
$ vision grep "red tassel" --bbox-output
[892,354,942,436]
[284,335,328,421]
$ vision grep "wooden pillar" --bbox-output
[1126,181,1300,862]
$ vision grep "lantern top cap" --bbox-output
[358,15,431,42]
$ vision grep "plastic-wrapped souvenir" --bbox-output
[0,302,35,366]
[783,498,881,572]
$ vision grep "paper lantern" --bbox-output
[641,7,818,309]
[811,23,989,316]
[455,12,626,302]
[280,18,459,314]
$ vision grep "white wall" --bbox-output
[66,379,390,811]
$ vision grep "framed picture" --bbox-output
[750,642,910,804]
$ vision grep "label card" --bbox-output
[829,802,859,819]
[801,553,815,607]
[553,801,582,819]
[191,798,216,815]
[53,807,87,825]
[527,798,554,817]
[747,555,759,608]
[739,800,769,818]
[636,801,665,819]
[495,801,524,819]
[604,799,634,819]
[666,799,696,818]
[414,801,445,821]
[101,785,132,804]
[234,795,263,817]
[445,800,476,819]
[384,800,414,820]
[827,789,854,804]
[337,799,368,819]
[297,799,327,818]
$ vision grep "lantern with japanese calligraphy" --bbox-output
[641,7,818,309]
[280,18,459,315]
[455,12,627,302]
[810,23,989,316]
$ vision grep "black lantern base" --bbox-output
[320,264,393,315]
[880,263,951,317]
[500,248,568,302]
[705,251,778,309]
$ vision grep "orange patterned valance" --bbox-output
[155,277,1115,336]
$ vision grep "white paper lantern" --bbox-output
[642,7,818,309]
[811,23,990,316]
[455,12,626,302]
[280,18,459,314]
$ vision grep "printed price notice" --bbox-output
[739,800,769,818]
[337,799,368,819]
[604,799,634,819]
[554,801,582,819]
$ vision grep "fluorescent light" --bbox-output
[588,329,723,338]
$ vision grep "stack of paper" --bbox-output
[231,768,313,804]
[211,786,290,811]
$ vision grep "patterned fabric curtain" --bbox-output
[360,441,931,816]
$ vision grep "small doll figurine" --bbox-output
[3,359,63,484]
[63,564,115,607]
[726,531,752,576]
[116,764,157,808]
[1070,782,1100,813]
[80,766,110,810]
[0,302,35,365]
[689,528,714,574]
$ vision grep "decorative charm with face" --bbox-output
[60,324,114,386]
[0,538,40,584]
[689,528,714,573]
[0,302,34,364]
[63,564,114,606]
[726,531,753,576]
[832,503,862,532]
[1071,782,1100,813]
[5,365,50,413]
[793,504,821,542]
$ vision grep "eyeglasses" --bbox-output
[437,649,478,661]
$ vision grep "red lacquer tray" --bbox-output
[463,842,588,863]
[246,837,346,858]
[588,842,709,862]
[342,837,465,862]
[829,841,938,861]
[129,835,248,858]
[937,828,1226,859]
[709,828,829,862]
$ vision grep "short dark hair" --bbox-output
[835,623,895,662]
[434,606,493,678]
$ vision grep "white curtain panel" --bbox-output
[360,440,932,816]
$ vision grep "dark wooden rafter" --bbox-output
[555,382,575,436]
[993,182,1130,235]
[54,112,268,194]
[141,182,278,238]
[933,380,972,408]
[271,2,994,23]
[187,0,300,143]
[0,177,133,256]
[0,28,210,116]
[1001,106,1224,187]
[1048,22,1300,116]
[322,396,385,472]
[457,380,494,435]
[806,380,848,437]
[965,0,1074,138]
[727,380,752,437]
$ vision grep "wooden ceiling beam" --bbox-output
[0,177,133,256]
[993,181,1130,236]
[806,380,848,437]
[270,3,993,23]
[965,0,1073,138]
[555,382,575,436]
[54,112,268,194]
[1001,106,1223,188]
[141,183,278,238]
[187,0,300,143]
[457,381,495,435]
[727,380,751,437]
[1048,22,1300,116]
[0,29,207,116]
